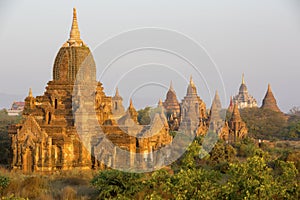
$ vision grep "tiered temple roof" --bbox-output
[163,81,180,116]
[233,74,257,109]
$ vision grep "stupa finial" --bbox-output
[242,73,245,84]
[29,88,33,97]
[169,81,174,91]
[115,87,120,97]
[129,98,133,108]
[190,75,194,85]
[67,8,83,46]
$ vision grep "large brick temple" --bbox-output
[9,8,250,173]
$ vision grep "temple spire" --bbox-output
[28,88,33,97]
[115,87,120,97]
[169,81,174,91]
[158,98,163,107]
[261,83,281,112]
[190,75,195,86]
[267,83,271,92]
[242,73,245,84]
[230,96,233,106]
[67,8,84,46]
[129,98,133,108]
[231,103,241,121]
[215,90,219,99]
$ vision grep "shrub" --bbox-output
[0,175,9,195]
[137,107,151,125]
[91,170,144,199]
[1,195,28,200]
[60,186,76,200]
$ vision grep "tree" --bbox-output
[221,156,299,199]
[91,169,144,199]
[171,168,221,200]
[0,109,22,166]
[144,169,173,199]
[137,107,151,125]
[208,141,236,172]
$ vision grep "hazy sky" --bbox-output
[0,0,299,112]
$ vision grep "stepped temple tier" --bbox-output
[233,74,258,109]
[7,8,280,173]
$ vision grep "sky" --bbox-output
[0,0,299,112]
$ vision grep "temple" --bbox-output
[261,84,281,112]
[8,8,274,173]
[179,76,208,136]
[163,81,181,131]
[209,91,223,134]
[233,74,258,109]
[9,8,172,173]
[219,103,248,143]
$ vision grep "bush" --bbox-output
[1,195,28,200]
[91,170,144,199]
[137,107,151,125]
[221,156,300,199]
[0,175,9,195]
[60,186,76,200]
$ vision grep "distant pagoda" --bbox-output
[261,84,281,112]
[163,81,180,117]
[233,74,257,109]
[112,87,125,119]
[179,76,207,136]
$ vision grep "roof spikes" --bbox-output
[242,73,245,84]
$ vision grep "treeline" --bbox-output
[239,108,300,140]
[0,109,21,166]
[90,138,300,199]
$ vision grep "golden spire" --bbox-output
[267,83,272,92]
[115,87,120,97]
[242,73,245,84]
[215,90,219,97]
[158,98,163,107]
[169,81,174,91]
[67,8,83,47]
[29,88,33,97]
[230,96,233,106]
[190,75,195,86]
[129,98,133,108]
